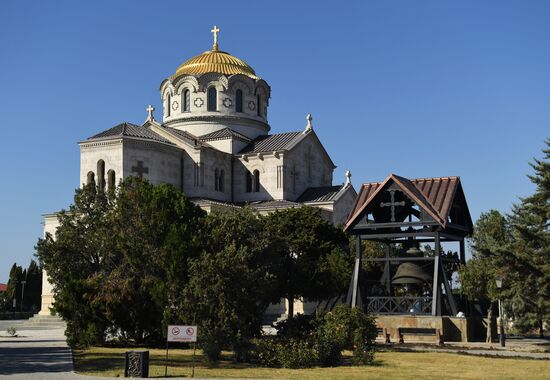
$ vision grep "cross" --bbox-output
[211,25,220,50]
[380,189,405,222]
[345,170,352,185]
[146,105,155,121]
[305,113,313,130]
[132,161,149,178]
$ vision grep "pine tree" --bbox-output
[25,260,43,312]
[508,138,550,337]
[459,210,511,341]
[5,263,23,310]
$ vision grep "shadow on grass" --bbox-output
[74,349,266,373]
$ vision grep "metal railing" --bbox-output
[366,297,432,315]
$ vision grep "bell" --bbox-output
[406,246,422,256]
[392,262,432,285]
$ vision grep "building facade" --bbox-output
[40,28,356,316]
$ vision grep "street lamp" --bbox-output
[495,276,505,347]
[20,280,27,312]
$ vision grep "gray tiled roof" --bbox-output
[164,127,201,145]
[297,185,344,203]
[248,199,301,210]
[199,128,250,142]
[239,132,302,154]
[86,122,174,145]
[189,198,242,209]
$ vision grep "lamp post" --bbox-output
[495,277,505,347]
[18,280,27,312]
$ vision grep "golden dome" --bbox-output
[173,49,259,80]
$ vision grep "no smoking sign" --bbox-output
[167,325,197,342]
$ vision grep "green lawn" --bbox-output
[73,346,550,379]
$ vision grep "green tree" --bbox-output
[36,178,206,346]
[263,207,351,320]
[459,210,511,341]
[507,138,550,337]
[24,260,42,313]
[36,183,115,346]
[98,177,205,344]
[180,208,274,361]
[5,263,23,311]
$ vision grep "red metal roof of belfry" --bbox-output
[345,174,465,231]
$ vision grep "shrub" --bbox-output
[65,321,106,348]
[252,338,280,367]
[277,339,317,369]
[313,332,342,366]
[252,337,318,368]
[315,305,377,365]
[252,306,377,368]
[233,333,254,363]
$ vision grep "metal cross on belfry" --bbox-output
[211,25,220,50]
[132,161,149,178]
[380,189,405,222]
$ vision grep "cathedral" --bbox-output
[40,27,357,315]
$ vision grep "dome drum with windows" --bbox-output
[160,26,271,140]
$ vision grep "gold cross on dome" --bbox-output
[211,25,220,50]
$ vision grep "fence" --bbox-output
[366,297,432,314]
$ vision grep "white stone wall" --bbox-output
[332,187,357,226]
[80,140,123,188]
[181,148,203,198]
[283,135,334,201]
[233,153,284,202]
[160,73,271,140]
[122,140,182,188]
[39,214,60,315]
[196,148,233,202]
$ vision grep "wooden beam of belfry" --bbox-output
[384,245,391,294]
[348,237,362,307]
[440,262,458,316]
[432,232,441,316]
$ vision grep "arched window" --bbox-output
[236,89,243,112]
[107,169,116,191]
[246,171,252,193]
[253,170,260,192]
[97,160,105,190]
[257,95,261,116]
[167,94,171,117]
[214,168,219,191]
[87,171,95,186]
[207,87,217,111]
[183,89,190,112]
[219,170,225,192]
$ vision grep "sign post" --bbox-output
[166,325,198,377]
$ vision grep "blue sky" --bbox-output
[0,1,548,281]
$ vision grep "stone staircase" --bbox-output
[261,313,288,335]
[16,314,66,330]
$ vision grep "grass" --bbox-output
[73,346,550,379]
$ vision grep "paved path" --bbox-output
[0,324,75,379]
[392,337,550,360]
[400,345,550,359]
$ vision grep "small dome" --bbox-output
[174,49,259,80]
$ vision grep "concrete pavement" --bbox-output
[0,324,74,379]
